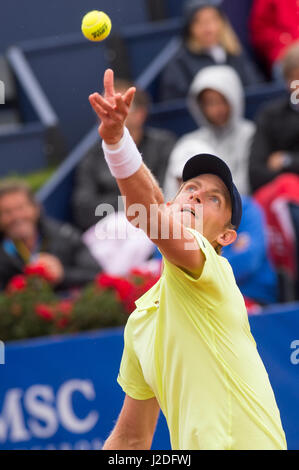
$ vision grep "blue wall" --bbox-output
[20,19,181,153]
[21,37,108,152]
[0,123,47,176]
[0,0,149,53]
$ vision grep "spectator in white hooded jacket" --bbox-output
[164,65,255,200]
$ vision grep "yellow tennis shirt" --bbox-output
[117,228,287,450]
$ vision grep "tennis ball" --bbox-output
[81,10,112,42]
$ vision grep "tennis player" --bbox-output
[89,69,287,450]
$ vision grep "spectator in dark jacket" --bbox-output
[72,80,176,231]
[249,42,299,192]
[0,180,101,291]
[160,0,262,101]
[250,0,299,73]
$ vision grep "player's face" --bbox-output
[170,174,233,243]
[189,7,223,48]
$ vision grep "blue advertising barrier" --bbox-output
[249,304,299,450]
[0,305,298,450]
[0,328,170,450]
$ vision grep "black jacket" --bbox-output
[0,216,101,291]
[72,127,176,231]
[160,45,263,101]
[249,96,299,192]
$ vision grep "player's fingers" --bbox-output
[103,69,115,98]
[89,95,108,119]
[95,103,108,119]
[94,93,116,113]
[94,100,122,123]
[115,93,128,115]
[91,93,113,111]
[89,93,104,107]
[123,87,136,107]
[93,104,108,120]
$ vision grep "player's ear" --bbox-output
[217,228,237,248]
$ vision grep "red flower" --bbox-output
[56,317,70,329]
[95,272,159,314]
[57,300,73,316]
[95,273,116,289]
[130,268,151,277]
[124,298,138,314]
[142,278,159,292]
[96,274,135,300]
[6,275,27,293]
[52,300,73,329]
[114,279,135,302]
[24,263,54,282]
[35,304,54,321]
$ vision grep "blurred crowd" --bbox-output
[2,0,299,311]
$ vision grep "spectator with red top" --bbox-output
[250,0,299,74]
[0,180,101,291]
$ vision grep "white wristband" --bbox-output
[102,127,143,179]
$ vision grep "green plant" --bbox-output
[0,267,160,342]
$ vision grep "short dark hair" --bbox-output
[0,180,36,205]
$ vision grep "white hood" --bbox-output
[187,65,245,129]
[164,66,256,199]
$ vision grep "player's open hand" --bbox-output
[89,69,136,145]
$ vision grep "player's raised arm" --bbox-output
[89,69,204,274]
[89,69,164,208]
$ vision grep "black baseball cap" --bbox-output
[182,154,242,229]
